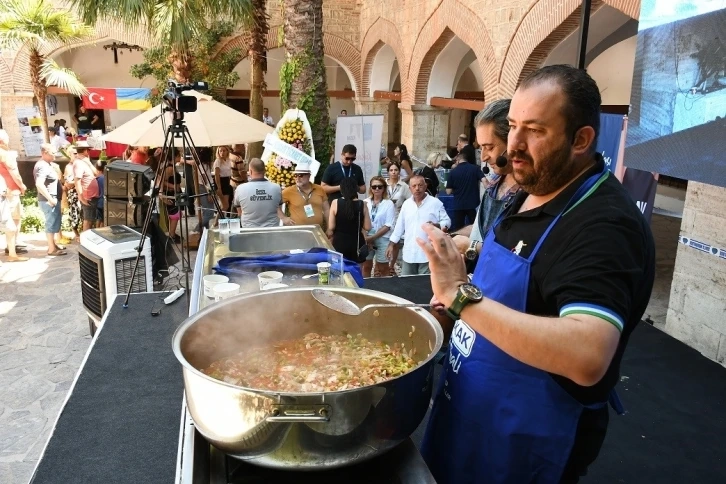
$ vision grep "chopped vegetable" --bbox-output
[202,333,419,392]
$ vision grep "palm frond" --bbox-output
[68,0,154,28]
[0,0,92,49]
[40,58,88,96]
[0,19,43,50]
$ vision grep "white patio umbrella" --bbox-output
[102,91,274,147]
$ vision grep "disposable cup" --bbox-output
[213,282,241,301]
[203,274,229,298]
[258,271,284,290]
[317,262,331,285]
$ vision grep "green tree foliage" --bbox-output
[129,22,242,104]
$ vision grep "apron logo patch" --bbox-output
[451,320,475,358]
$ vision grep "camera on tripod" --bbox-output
[163,80,209,114]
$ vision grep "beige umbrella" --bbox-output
[102,91,274,147]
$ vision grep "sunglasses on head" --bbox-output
[371,185,385,189]
[344,156,356,161]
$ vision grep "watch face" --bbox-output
[460,283,483,301]
[465,248,477,261]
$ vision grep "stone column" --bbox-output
[665,181,726,366]
[399,103,451,159]
[1,93,36,157]
[354,97,392,146]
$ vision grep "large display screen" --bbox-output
[624,0,726,188]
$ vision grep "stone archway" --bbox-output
[0,58,13,94]
[360,17,407,97]
[426,35,479,102]
[404,0,497,104]
[214,26,362,96]
[9,21,152,92]
[367,44,399,96]
[497,0,640,97]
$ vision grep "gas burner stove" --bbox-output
[176,399,436,484]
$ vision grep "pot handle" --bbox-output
[267,406,331,423]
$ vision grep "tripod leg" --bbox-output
[182,131,225,219]
[123,124,176,308]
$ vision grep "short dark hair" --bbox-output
[474,99,511,144]
[519,64,601,151]
[249,157,265,174]
[342,144,357,155]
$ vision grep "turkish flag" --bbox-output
[82,88,117,110]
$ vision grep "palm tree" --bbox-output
[0,0,91,142]
[282,0,331,171]
[247,0,268,159]
[70,0,255,84]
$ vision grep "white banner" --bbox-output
[262,133,321,179]
[15,106,44,157]
[335,114,384,199]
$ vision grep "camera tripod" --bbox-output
[122,110,224,309]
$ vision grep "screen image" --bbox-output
[624,1,726,188]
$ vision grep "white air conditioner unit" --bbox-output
[79,225,153,332]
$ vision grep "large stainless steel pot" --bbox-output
[172,286,444,470]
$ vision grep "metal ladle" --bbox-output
[312,289,431,316]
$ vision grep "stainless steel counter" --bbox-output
[190,225,359,314]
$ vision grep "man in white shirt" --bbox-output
[386,174,450,275]
[262,108,274,127]
[49,127,69,152]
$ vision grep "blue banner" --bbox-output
[597,113,623,173]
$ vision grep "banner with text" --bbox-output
[617,117,659,224]
[15,106,44,157]
[335,115,384,198]
[597,113,624,173]
[263,133,321,179]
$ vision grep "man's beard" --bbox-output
[510,142,581,196]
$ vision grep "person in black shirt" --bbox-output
[320,144,365,203]
[445,144,484,231]
[74,106,99,136]
[417,65,656,484]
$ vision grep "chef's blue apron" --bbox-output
[421,166,623,483]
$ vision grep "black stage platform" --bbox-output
[30,277,726,483]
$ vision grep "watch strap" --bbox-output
[446,287,470,320]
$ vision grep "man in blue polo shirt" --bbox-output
[445,144,484,232]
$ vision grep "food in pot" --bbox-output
[203,332,419,392]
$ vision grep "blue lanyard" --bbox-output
[340,163,351,178]
[370,202,379,221]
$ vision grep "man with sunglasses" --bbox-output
[279,162,329,228]
[321,144,366,203]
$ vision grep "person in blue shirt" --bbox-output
[445,144,484,232]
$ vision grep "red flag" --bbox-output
[82,88,118,110]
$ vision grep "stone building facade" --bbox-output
[0,0,724,366]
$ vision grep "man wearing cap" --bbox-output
[34,144,66,256]
[73,140,100,231]
[279,163,329,228]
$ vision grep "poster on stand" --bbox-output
[335,115,384,198]
[15,106,44,157]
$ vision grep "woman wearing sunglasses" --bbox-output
[362,176,396,278]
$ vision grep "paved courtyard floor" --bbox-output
[0,213,680,483]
